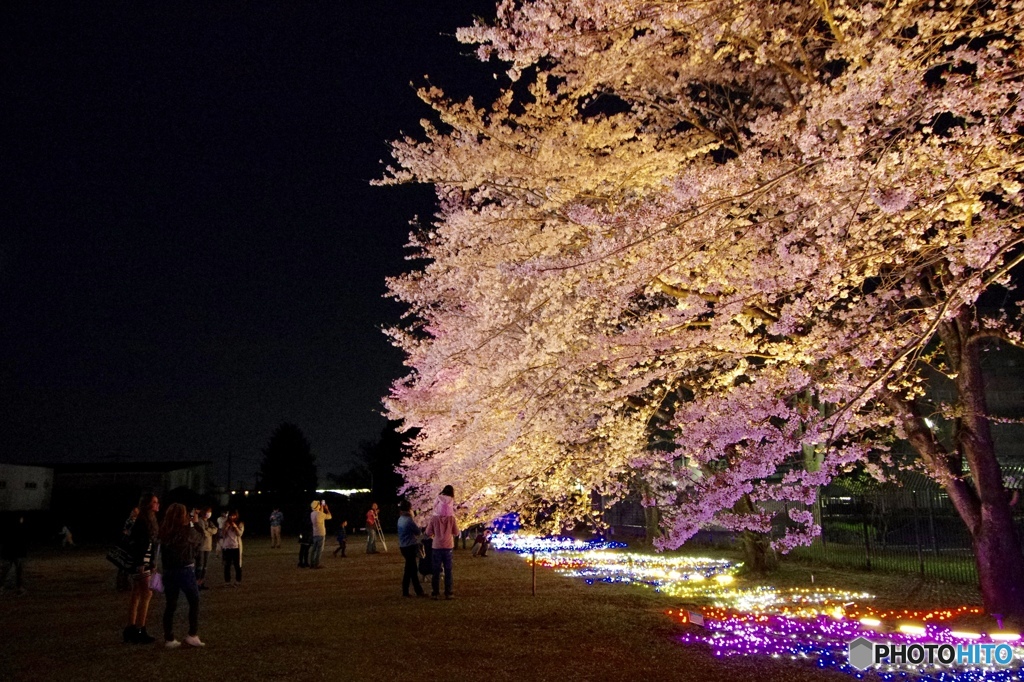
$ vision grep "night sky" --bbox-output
[1,2,497,486]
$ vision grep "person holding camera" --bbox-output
[194,507,216,590]
[220,510,244,585]
[397,500,425,597]
[159,503,204,648]
[268,507,284,548]
[309,500,332,569]
[365,502,380,554]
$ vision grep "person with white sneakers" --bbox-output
[158,503,205,648]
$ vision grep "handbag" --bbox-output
[106,512,138,572]
[105,540,136,572]
[149,572,164,593]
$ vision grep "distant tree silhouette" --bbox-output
[326,450,371,490]
[327,421,416,502]
[368,420,416,501]
[258,422,318,497]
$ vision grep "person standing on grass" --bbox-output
[0,514,30,595]
[59,524,75,548]
[194,507,216,590]
[309,500,332,568]
[158,503,205,648]
[215,510,228,558]
[397,500,425,597]
[366,502,380,554]
[297,514,312,568]
[269,507,283,548]
[425,485,459,600]
[333,520,348,557]
[124,493,159,644]
[220,510,244,585]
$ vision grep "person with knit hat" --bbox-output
[309,500,332,568]
[424,485,459,599]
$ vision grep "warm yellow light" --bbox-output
[898,624,926,635]
[859,617,882,628]
[688,573,705,582]
[714,574,735,585]
[830,607,844,620]
[990,632,1021,642]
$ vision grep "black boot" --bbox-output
[123,626,137,643]
[136,627,156,644]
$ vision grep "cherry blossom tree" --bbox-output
[381,0,1024,616]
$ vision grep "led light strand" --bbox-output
[493,534,1021,680]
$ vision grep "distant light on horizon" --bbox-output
[316,488,371,496]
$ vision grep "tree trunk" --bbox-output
[740,530,779,574]
[951,321,1024,618]
[643,504,661,546]
[888,314,1024,618]
[973,501,1024,618]
[733,493,778,574]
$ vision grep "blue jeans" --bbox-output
[310,536,325,567]
[431,548,453,596]
[163,566,200,640]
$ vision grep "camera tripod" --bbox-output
[372,516,388,552]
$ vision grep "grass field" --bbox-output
[0,538,982,682]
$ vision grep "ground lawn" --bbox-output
[0,538,977,682]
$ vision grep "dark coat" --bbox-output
[1,518,30,560]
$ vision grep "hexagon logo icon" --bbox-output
[848,637,875,670]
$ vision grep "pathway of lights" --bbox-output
[533,550,736,585]
[492,533,1023,680]
[672,610,1024,681]
[489,533,625,553]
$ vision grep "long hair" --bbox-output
[137,492,159,539]
[159,503,190,545]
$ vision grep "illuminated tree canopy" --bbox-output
[381,0,1024,614]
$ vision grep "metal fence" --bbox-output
[788,489,1024,584]
[604,487,1024,584]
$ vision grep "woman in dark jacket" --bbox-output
[159,503,205,648]
[124,493,159,644]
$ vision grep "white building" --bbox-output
[0,463,54,511]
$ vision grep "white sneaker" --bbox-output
[165,640,181,649]
[183,635,205,647]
